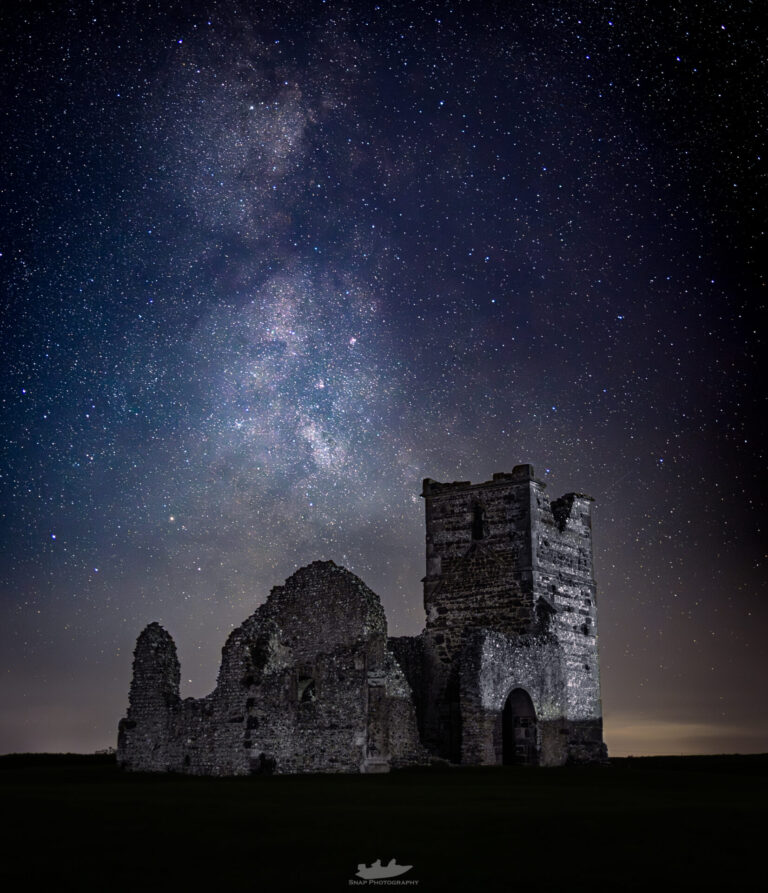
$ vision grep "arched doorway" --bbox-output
[502,688,538,766]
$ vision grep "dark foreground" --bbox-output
[1,753,765,891]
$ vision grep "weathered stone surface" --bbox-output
[117,622,181,772]
[117,561,427,775]
[117,466,607,774]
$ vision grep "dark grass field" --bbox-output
[1,753,765,891]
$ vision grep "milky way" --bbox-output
[1,1,764,755]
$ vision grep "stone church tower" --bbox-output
[391,464,606,766]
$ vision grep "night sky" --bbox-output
[1,0,765,756]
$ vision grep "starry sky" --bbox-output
[1,0,765,756]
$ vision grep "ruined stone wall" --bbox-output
[117,562,425,775]
[117,623,181,772]
[387,635,425,729]
[369,651,429,771]
[387,636,424,694]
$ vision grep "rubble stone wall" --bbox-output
[117,562,425,775]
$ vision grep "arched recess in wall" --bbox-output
[502,687,538,766]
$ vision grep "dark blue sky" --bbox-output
[1,0,764,755]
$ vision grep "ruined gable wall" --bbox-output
[255,561,387,663]
[119,561,424,775]
[204,561,390,774]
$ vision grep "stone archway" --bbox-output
[502,687,538,766]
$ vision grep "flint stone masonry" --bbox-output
[117,465,606,774]
[118,561,426,775]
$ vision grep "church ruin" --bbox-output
[117,465,607,773]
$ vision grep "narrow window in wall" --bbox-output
[471,504,486,540]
